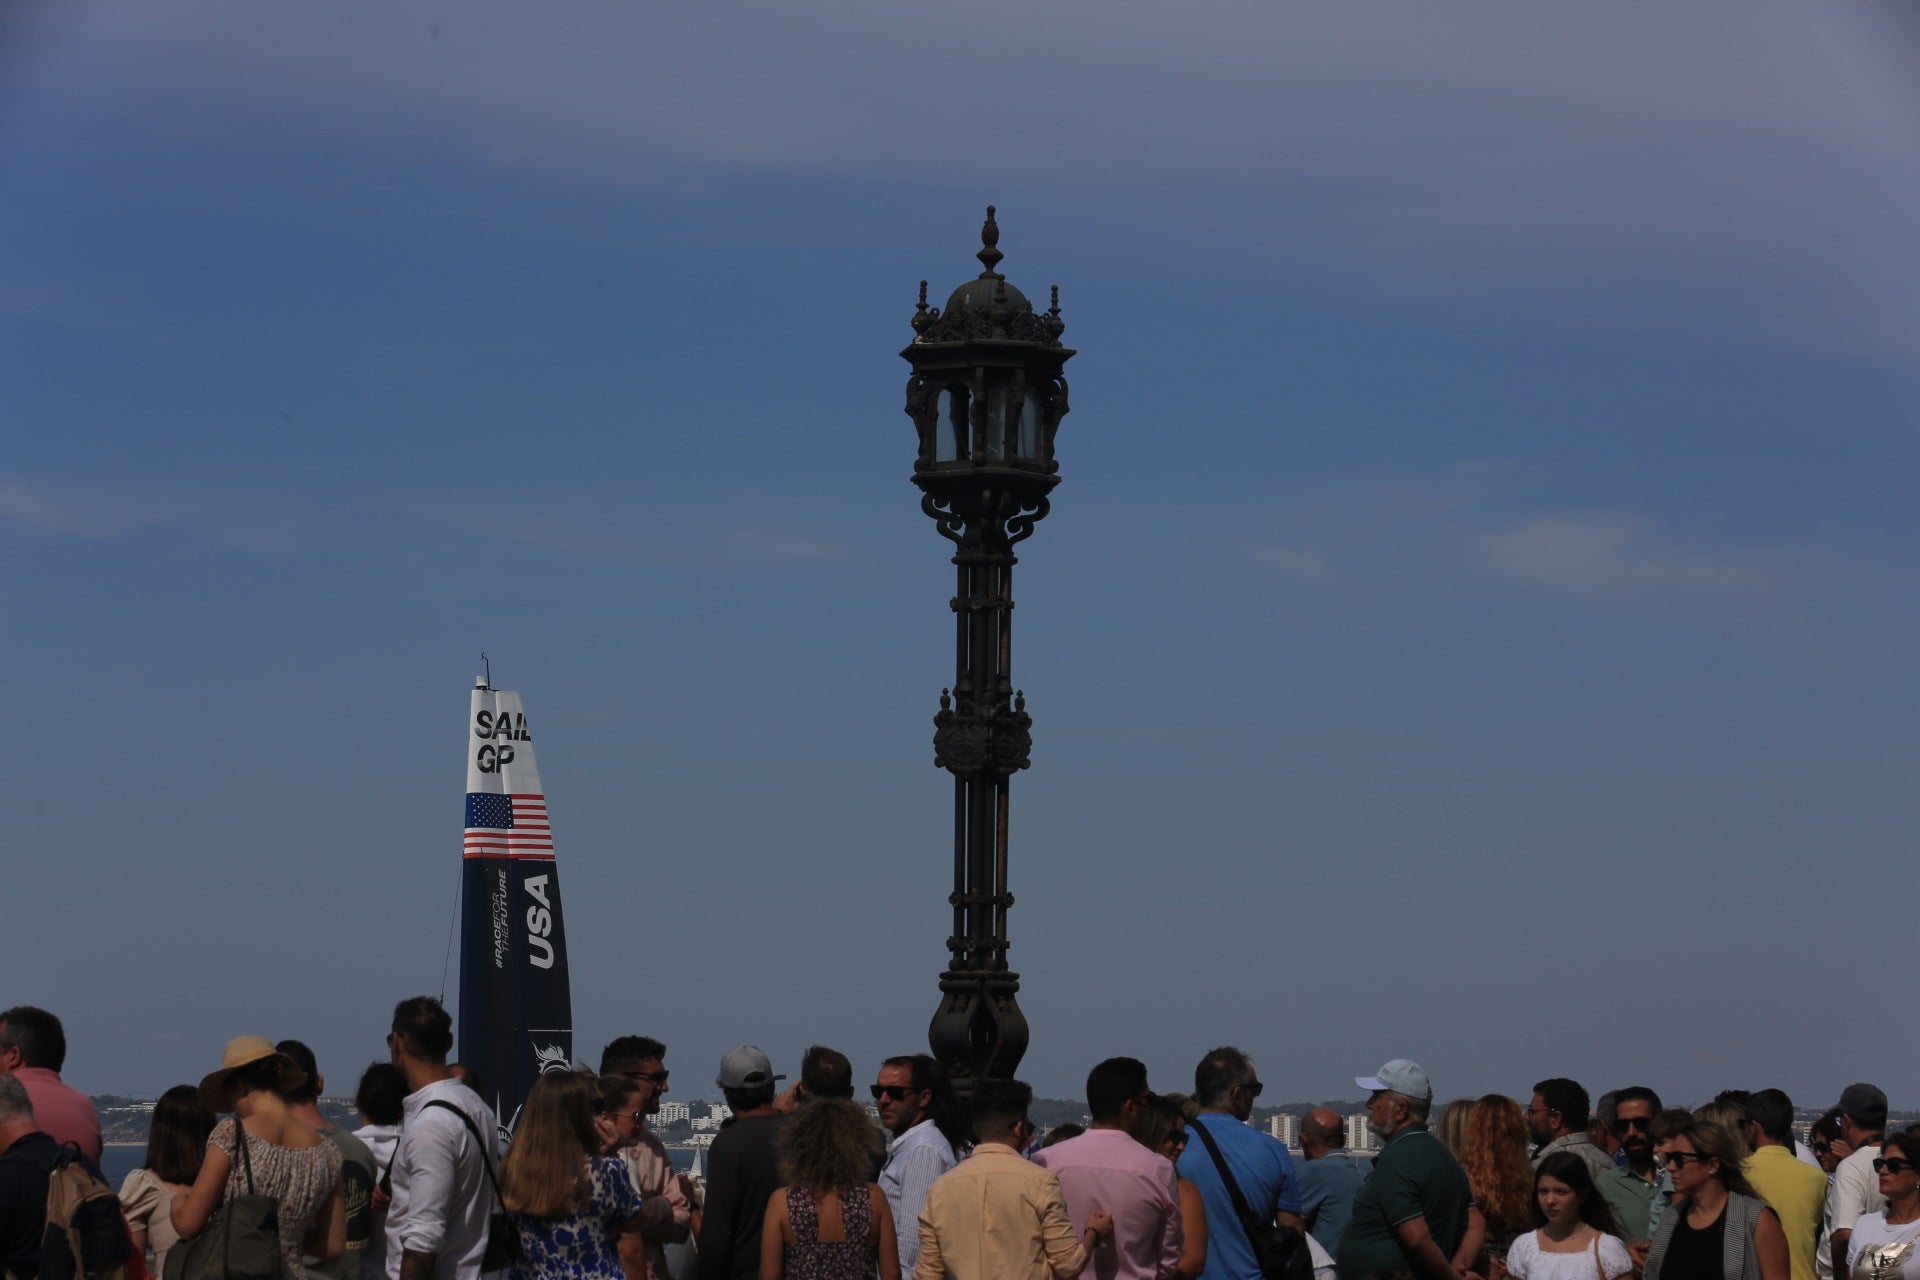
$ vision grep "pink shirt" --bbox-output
[1032,1128,1182,1280]
[11,1068,102,1161]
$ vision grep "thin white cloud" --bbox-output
[1229,474,1911,657]
[0,476,125,537]
[1464,511,1826,614]
[0,473,860,570]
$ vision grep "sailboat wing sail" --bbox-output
[461,685,573,1132]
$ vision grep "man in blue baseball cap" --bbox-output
[1333,1059,1481,1280]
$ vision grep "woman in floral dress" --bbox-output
[171,1037,346,1280]
[500,1071,657,1280]
[757,1099,898,1280]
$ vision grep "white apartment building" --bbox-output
[657,1101,692,1126]
[1344,1114,1381,1152]
[691,1115,718,1133]
[1268,1114,1301,1148]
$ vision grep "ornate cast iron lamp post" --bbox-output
[901,206,1074,1097]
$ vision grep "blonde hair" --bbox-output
[499,1071,598,1217]
[1690,1101,1752,1162]
[1435,1098,1476,1158]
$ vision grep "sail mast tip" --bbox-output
[476,652,492,690]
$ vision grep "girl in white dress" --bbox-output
[1493,1151,1633,1280]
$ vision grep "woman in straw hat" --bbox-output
[171,1036,346,1279]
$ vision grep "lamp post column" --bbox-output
[901,207,1074,1099]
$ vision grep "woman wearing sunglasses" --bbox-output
[1643,1119,1787,1280]
[1135,1094,1208,1280]
[500,1071,665,1280]
[1842,1128,1920,1278]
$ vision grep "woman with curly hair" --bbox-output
[1460,1095,1536,1274]
[758,1098,897,1280]
[500,1071,660,1280]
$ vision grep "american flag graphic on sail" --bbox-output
[463,793,554,858]
[461,678,571,1141]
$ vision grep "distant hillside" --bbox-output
[94,1096,359,1143]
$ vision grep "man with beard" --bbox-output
[1333,1059,1477,1280]
[875,1054,960,1280]
[1594,1086,1662,1242]
[1525,1078,1613,1178]
[599,1036,692,1280]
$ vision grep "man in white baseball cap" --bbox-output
[1333,1060,1481,1280]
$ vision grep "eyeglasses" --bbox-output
[1524,1105,1557,1118]
[625,1070,669,1086]
[1873,1158,1916,1175]
[1812,1143,1832,1155]
[612,1110,646,1125]
[1664,1152,1710,1169]
[871,1084,915,1101]
[1238,1081,1265,1099]
[1610,1117,1651,1135]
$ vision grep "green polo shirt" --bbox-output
[1595,1164,1659,1241]
[1335,1125,1472,1279]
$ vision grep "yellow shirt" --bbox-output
[914,1143,1089,1280]
[1745,1144,1829,1280]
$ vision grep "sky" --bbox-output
[2,1,1916,1112]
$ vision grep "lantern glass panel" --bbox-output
[1017,396,1040,459]
[986,393,1007,461]
[936,387,970,462]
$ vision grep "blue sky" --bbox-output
[3,1,1916,1110]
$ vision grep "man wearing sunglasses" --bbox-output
[1594,1086,1663,1246]
[1175,1046,1304,1280]
[1740,1089,1826,1280]
[1822,1083,1888,1280]
[598,1036,690,1280]
[874,1054,959,1280]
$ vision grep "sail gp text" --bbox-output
[491,867,557,970]
[473,708,532,772]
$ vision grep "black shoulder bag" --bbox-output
[1186,1118,1314,1280]
[421,1100,519,1272]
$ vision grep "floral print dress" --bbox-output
[509,1157,639,1280]
[783,1186,876,1280]
[208,1118,343,1280]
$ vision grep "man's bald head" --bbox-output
[1300,1106,1345,1158]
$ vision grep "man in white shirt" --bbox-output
[385,997,501,1280]
[1821,1083,1887,1280]
[874,1054,959,1280]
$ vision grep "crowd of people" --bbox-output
[0,1002,1912,1280]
